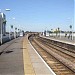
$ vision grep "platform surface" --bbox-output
[40,35,75,45]
[0,37,24,75]
[23,35,56,75]
[0,36,56,75]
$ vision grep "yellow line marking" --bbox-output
[23,36,35,75]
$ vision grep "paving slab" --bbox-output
[0,35,56,75]
[23,35,56,75]
[0,37,24,75]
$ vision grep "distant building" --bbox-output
[0,13,6,35]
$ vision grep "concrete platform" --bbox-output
[23,35,56,75]
[0,37,24,75]
[0,35,56,75]
[40,35,75,45]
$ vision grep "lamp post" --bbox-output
[0,9,10,44]
[69,25,73,40]
[12,18,16,39]
[9,25,13,40]
[14,27,17,38]
[51,29,53,37]
[18,29,20,37]
[0,12,3,44]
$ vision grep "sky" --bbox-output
[0,0,74,32]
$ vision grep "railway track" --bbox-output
[39,37,75,53]
[37,37,75,62]
[29,35,75,75]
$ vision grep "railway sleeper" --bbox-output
[33,39,75,73]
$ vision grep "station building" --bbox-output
[0,13,6,35]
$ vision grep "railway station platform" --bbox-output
[0,37,24,75]
[40,35,75,45]
[23,35,56,75]
[0,35,56,75]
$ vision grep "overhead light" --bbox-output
[5,9,10,11]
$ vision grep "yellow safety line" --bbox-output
[23,36,35,75]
